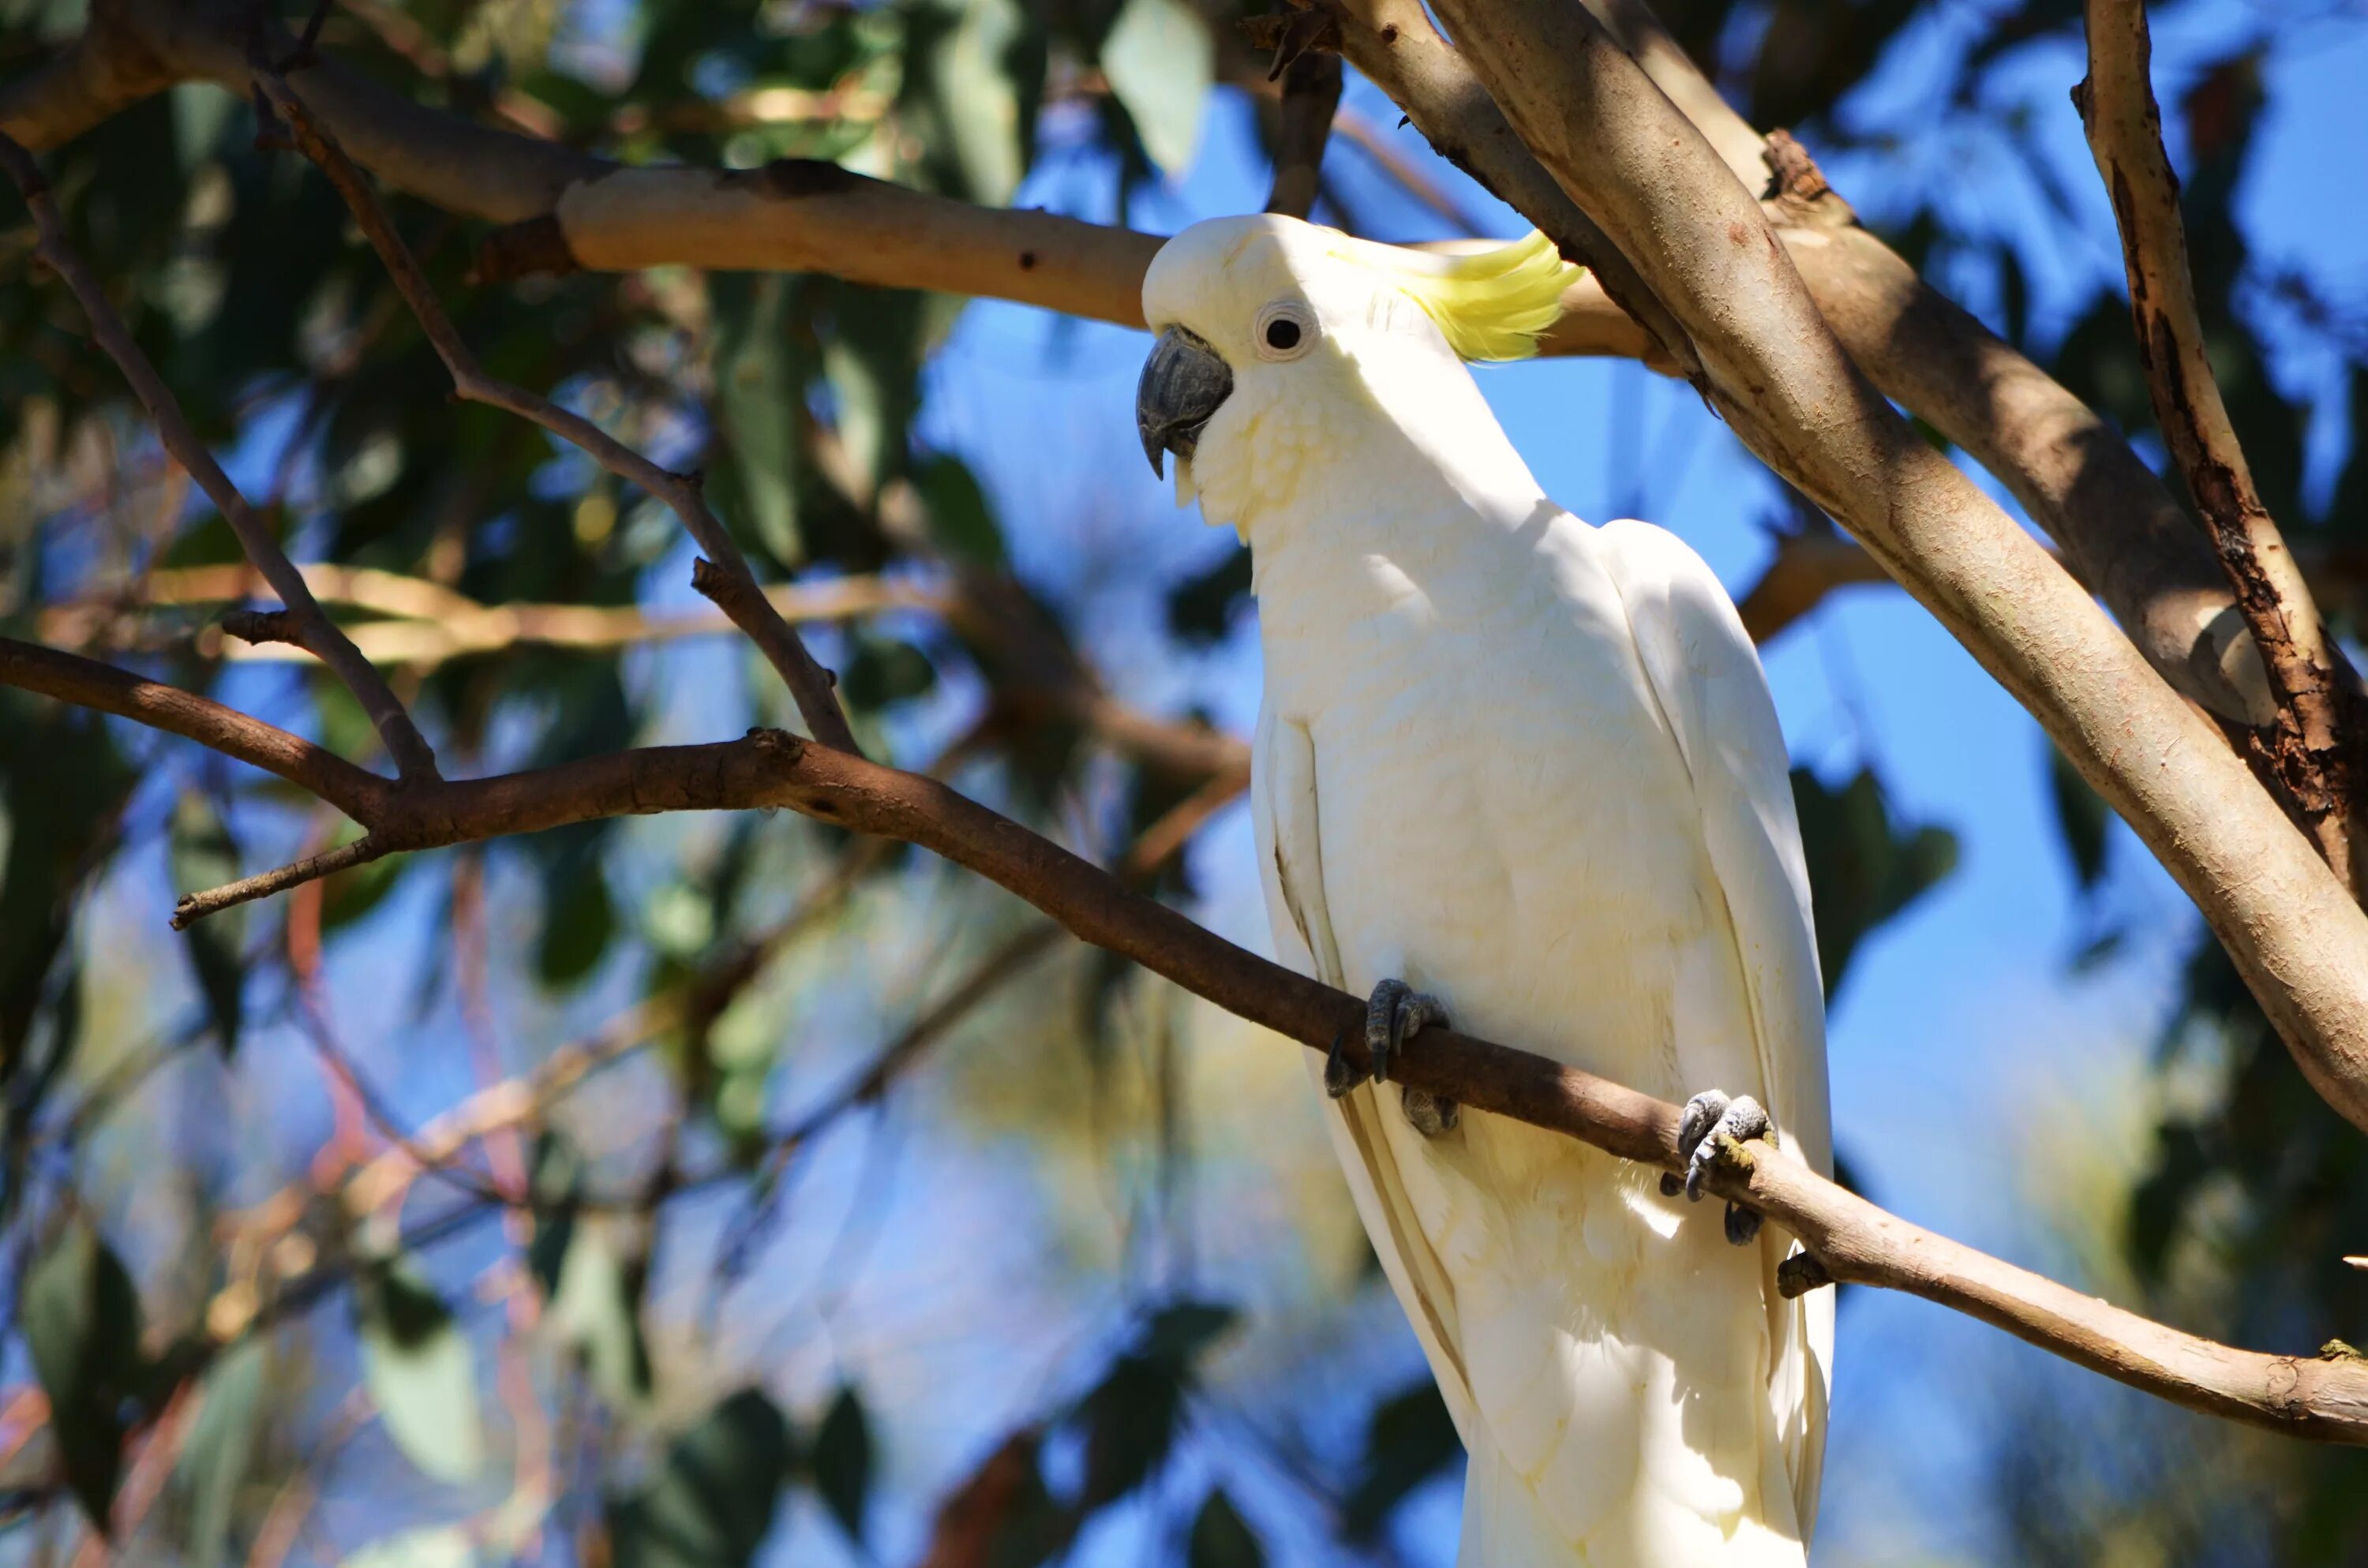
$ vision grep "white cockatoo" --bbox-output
[1135,215,1834,1566]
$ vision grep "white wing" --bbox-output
[1598,518,1835,1538]
[1250,702,1480,1446]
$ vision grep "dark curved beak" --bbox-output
[1136,327,1233,479]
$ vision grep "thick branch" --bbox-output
[0,129,440,781]
[0,637,390,821]
[249,64,862,758]
[9,654,2360,1439]
[1334,0,2368,1133]
[2077,0,2358,889]
[8,0,2303,733]
[0,6,175,150]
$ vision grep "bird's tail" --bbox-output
[1456,1446,1585,1568]
[1456,1443,1815,1568]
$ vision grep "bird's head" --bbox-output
[1136,214,1578,527]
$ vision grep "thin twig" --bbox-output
[245,63,862,757]
[2076,0,2361,892]
[0,129,439,780]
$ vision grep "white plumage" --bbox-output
[1139,215,1834,1566]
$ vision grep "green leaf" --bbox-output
[526,1131,585,1299]
[536,853,616,988]
[2047,741,2112,892]
[549,1216,653,1410]
[1100,0,1211,175]
[1341,1379,1457,1539]
[1789,765,1958,997]
[176,1338,268,1568]
[710,274,807,567]
[914,455,1007,567]
[1188,1489,1265,1568]
[22,1215,146,1532]
[914,0,1039,205]
[609,1388,792,1568]
[169,792,246,1057]
[356,1260,484,1485]
[810,1384,873,1544]
[339,1525,477,1568]
[1077,1302,1236,1510]
[1166,544,1251,646]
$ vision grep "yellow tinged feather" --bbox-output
[1336,230,1583,362]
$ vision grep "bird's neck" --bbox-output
[1231,391,1553,645]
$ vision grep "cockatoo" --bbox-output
[1135,215,1834,1566]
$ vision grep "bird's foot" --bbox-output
[1660,1089,1770,1244]
[1325,979,1457,1137]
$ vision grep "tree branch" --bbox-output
[0,129,441,781]
[1328,0,2368,1136]
[2,0,2310,734]
[0,637,390,821]
[247,62,862,758]
[5,652,2360,1441]
[0,6,175,151]
[2077,0,2360,889]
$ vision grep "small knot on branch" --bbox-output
[222,607,304,646]
[473,215,580,284]
[1778,1253,1834,1298]
[1761,130,1854,226]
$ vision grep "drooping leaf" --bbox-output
[1100,0,1211,176]
[1341,1379,1458,1540]
[710,273,807,567]
[909,0,1042,206]
[339,1524,477,1568]
[1789,765,1958,997]
[549,1215,653,1410]
[915,454,1007,567]
[1076,1302,1236,1510]
[609,1387,792,1568]
[1166,544,1252,646]
[355,1259,484,1485]
[1188,1489,1265,1568]
[176,1338,268,1568]
[169,791,247,1057]
[2047,739,2112,892]
[22,1214,147,1532]
[809,1383,873,1545]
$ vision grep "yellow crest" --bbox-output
[1362,230,1582,362]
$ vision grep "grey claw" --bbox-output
[1324,1024,1358,1099]
[1659,1172,1685,1198]
[1402,1087,1459,1137]
[1723,1202,1763,1245]
[1365,979,1447,1086]
[1675,1090,1771,1247]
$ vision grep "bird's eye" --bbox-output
[1253,301,1318,361]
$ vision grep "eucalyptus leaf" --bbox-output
[178,1338,268,1568]
[609,1388,792,1568]
[810,1384,873,1544]
[356,1262,484,1485]
[339,1524,477,1568]
[170,791,246,1057]
[1189,1489,1265,1568]
[22,1215,146,1532]
[1100,0,1211,175]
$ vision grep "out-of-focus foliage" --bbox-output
[1,0,2364,1560]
